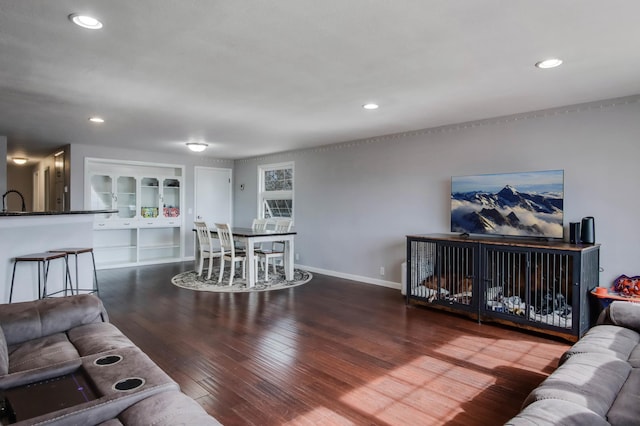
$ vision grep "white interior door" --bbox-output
[194,167,232,227]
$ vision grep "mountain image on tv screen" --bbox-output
[451,170,564,238]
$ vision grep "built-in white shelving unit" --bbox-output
[85,158,185,269]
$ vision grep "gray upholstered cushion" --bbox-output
[97,420,124,426]
[627,344,640,368]
[0,294,107,346]
[68,322,136,356]
[607,367,640,425]
[523,353,631,417]
[599,301,640,332]
[505,399,609,426]
[561,324,640,366]
[8,332,79,374]
[0,326,7,375]
[0,332,82,389]
[118,391,222,425]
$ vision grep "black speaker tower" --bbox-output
[580,216,595,244]
[569,222,581,244]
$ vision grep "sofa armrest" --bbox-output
[0,294,108,346]
[597,300,640,332]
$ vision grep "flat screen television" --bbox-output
[451,170,564,239]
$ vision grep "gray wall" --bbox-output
[234,96,640,288]
[70,143,233,257]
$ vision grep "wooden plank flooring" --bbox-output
[98,262,569,425]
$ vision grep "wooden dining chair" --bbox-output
[214,223,248,286]
[256,218,293,281]
[194,221,221,280]
[252,218,269,231]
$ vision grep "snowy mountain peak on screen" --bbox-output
[455,185,561,214]
[451,185,563,236]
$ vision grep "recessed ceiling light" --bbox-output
[89,117,105,123]
[535,58,563,69]
[186,142,208,152]
[12,158,28,165]
[363,103,379,110]
[69,14,103,30]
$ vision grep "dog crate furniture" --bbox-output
[406,233,600,341]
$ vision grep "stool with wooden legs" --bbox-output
[9,252,71,303]
[48,248,100,296]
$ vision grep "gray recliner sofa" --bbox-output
[0,294,221,425]
[506,301,640,425]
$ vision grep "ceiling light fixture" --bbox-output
[535,58,563,69]
[186,142,208,152]
[89,117,105,123]
[363,103,379,110]
[12,158,28,165]
[69,13,103,30]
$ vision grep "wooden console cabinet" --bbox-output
[406,233,600,341]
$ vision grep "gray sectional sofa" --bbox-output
[0,294,221,425]
[506,301,640,425]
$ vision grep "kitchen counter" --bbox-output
[0,210,114,303]
[0,209,116,217]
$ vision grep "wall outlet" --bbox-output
[379,266,385,276]
[295,253,300,261]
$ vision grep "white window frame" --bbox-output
[257,161,294,222]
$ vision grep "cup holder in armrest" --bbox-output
[113,377,145,392]
[94,355,123,366]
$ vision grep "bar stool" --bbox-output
[48,248,100,296]
[9,252,71,303]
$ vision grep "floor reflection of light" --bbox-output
[332,335,561,424]
[283,407,353,425]
[337,356,495,424]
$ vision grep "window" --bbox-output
[258,162,294,220]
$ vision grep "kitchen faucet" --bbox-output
[2,189,26,212]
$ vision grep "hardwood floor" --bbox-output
[98,262,569,426]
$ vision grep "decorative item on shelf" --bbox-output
[591,274,640,309]
[612,274,640,297]
[163,207,180,217]
[141,207,158,218]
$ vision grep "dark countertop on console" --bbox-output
[0,209,117,217]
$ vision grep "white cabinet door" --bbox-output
[115,176,137,219]
[161,178,181,220]
[194,167,232,226]
[89,174,114,212]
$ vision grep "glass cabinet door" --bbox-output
[140,177,160,218]
[116,176,137,219]
[162,178,180,219]
[90,175,114,219]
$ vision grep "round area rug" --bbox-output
[171,266,312,293]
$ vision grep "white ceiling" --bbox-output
[2,1,640,162]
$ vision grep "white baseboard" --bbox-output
[180,258,400,291]
[296,264,401,291]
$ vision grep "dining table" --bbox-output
[198,226,297,288]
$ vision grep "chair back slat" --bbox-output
[252,218,269,231]
[194,221,212,251]
[274,219,293,232]
[214,223,235,257]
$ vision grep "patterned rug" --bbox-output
[171,266,313,293]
